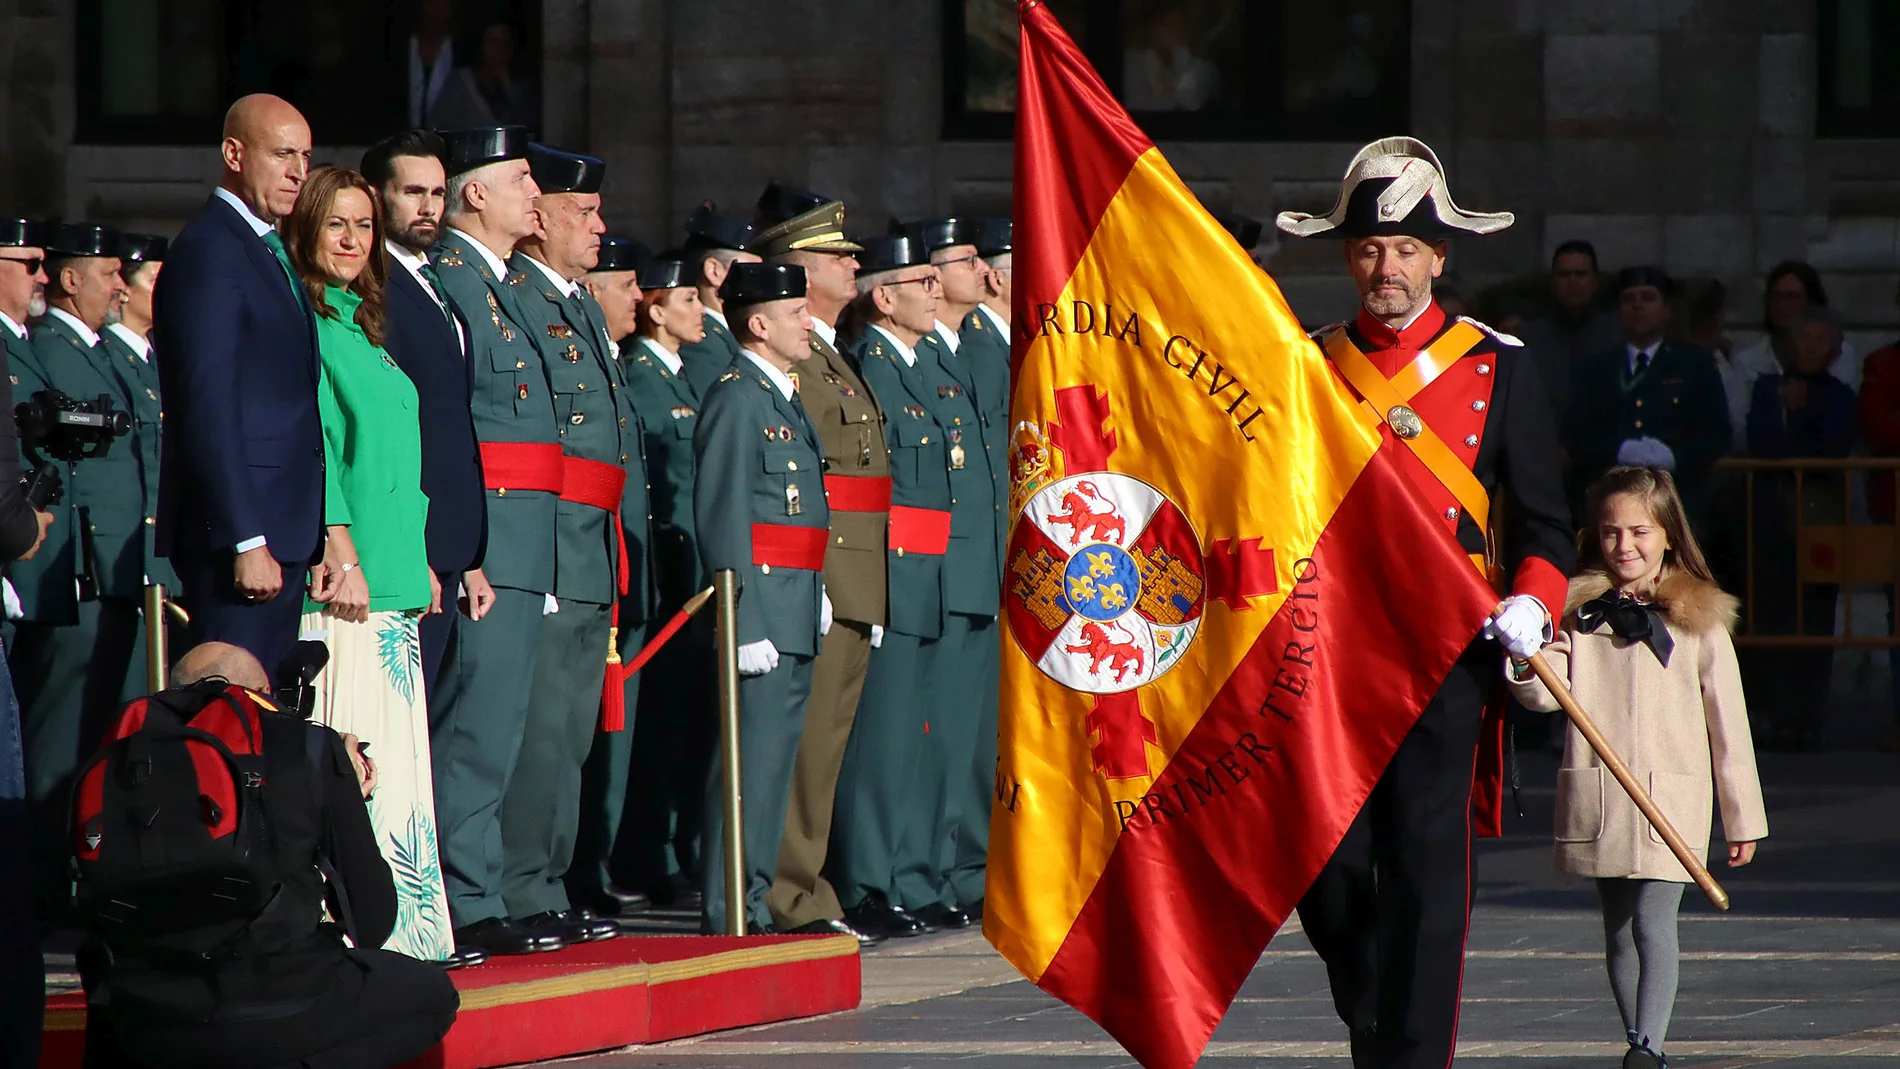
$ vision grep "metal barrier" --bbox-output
[1713,457,1900,647]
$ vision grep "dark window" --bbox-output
[77,0,543,146]
[943,0,1410,141]
[1818,0,1900,137]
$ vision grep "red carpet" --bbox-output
[41,933,861,1068]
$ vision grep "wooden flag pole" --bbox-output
[1526,651,1729,910]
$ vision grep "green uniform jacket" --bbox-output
[957,307,1013,554]
[679,310,743,398]
[915,332,1001,617]
[509,254,638,609]
[621,336,702,609]
[5,328,75,623]
[800,328,887,628]
[430,230,559,595]
[853,326,949,639]
[307,285,431,613]
[692,357,829,657]
[98,326,177,591]
[26,314,150,609]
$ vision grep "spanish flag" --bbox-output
[986,5,1500,1067]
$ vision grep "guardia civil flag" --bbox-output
[986,5,1500,1066]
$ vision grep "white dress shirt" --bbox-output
[0,311,27,341]
[706,308,730,333]
[214,186,275,237]
[742,350,797,401]
[868,323,919,368]
[810,317,838,350]
[933,319,961,354]
[975,302,1007,336]
[105,323,152,361]
[447,227,512,281]
[387,240,466,352]
[1626,341,1661,374]
[46,307,101,348]
[521,253,578,297]
[639,336,684,378]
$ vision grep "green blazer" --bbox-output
[853,327,949,639]
[510,253,635,608]
[692,356,829,657]
[307,285,431,613]
[28,313,150,606]
[622,336,702,609]
[5,327,76,623]
[679,310,743,398]
[429,230,559,596]
[915,331,1001,618]
[957,307,1013,555]
[99,326,178,590]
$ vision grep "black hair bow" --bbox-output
[1575,592,1673,666]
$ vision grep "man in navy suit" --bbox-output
[152,93,325,682]
[362,129,495,694]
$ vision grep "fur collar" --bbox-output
[1564,570,1738,636]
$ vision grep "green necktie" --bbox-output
[419,260,444,293]
[259,230,308,312]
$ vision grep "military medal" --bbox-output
[484,292,516,341]
[949,429,967,469]
[786,483,802,516]
[547,324,574,339]
[564,344,580,362]
[1385,404,1423,440]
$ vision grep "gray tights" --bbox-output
[1596,877,1686,1051]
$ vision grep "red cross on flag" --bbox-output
[984,4,1501,1067]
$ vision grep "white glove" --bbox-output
[2,579,20,622]
[737,639,780,677]
[1615,438,1646,466]
[819,588,833,637]
[1482,595,1550,659]
[1641,436,1676,471]
[870,624,884,649]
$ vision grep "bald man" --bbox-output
[172,641,271,692]
[154,94,325,684]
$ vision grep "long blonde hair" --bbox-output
[1578,465,1715,583]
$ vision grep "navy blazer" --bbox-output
[152,194,323,564]
[383,256,488,574]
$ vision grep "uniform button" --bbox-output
[921,437,930,444]
[1444,507,1457,520]
[896,547,905,557]
[1635,399,1644,408]
[1471,400,1485,412]
[951,498,957,504]
[1634,419,1644,429]
[859,414,868,421]
[836,535,844,545]
[578,383,586,390]
[516,360,526,369]
[620,417,627,426]
[144,516,154,525]
[761,563,771,575]
[621,454,628,464]
[1463,435,1478,447]
[787,460,798,471]
[571,412,584,424]
[1476,364,1491,376]
[497,488,509,497]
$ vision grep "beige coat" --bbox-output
[1510,571,1769,882]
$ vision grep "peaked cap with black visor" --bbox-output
[1275,137,1512,242]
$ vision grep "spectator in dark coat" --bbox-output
[1858,278,1900,751]
[1520,239,1622,421]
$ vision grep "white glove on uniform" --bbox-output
[737,638,780,677]
[1481,595,1550,659]
[870,624,884,649]
[819,589,834,637]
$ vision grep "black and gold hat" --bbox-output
[856,234,930,275]
[526,143,605,195]
[893,217,972,254]
[637,255,689,291]
[1276,136,1511,241]
[46,222,122,258]
[752,182,864,258]
[593,234,650,273]
[968,218,1011,259]
[438,125,532,178]
[683,202,757,253]
[718,262,805,306]
[0,219,44,248]
[118,233,169,263]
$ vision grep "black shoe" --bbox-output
[644,873,703,911]
[963,898,983,922]
[1623,1042,1665,1069]
[515,909,618,943]
[454,917,567,956]
[912,903,972,930]
[843,896,925,939]
[785,917,885,947]
[438,945,489,970]
[571,886,650,918]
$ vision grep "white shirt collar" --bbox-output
[706,308,729,331]
[869,323,919,368]
[741,349,797,401]
[447,226,512,280]
[521,253,578,297]
[105,322,151,360]
[810,317,837,349]
[933,319,961,354]
[639,336,683,377]
[976,302,1007,337]
[386,239,430,279]
[1627,341,1661,372]
[213,186,275,237]
[47,307,101,348]
[0,311,26,341]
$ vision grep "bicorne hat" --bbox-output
[1275,137,1512,241]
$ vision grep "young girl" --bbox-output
[1509,466,1768,1069]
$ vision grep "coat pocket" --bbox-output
[1554,766,1604,843]
[1647,771,1711,846]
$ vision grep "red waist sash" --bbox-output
[751,524,827,571]
[887,505,951,556]
[824,474,892,513]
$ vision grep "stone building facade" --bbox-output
[1,0,1894,344]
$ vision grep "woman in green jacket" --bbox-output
[286,165,452,963]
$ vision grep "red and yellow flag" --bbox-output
[985,5,1499,1067]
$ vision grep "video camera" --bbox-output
[17,389,132,509]
[274,640,331,719]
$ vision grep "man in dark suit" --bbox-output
[361,130,494,694]
[152,93,322,683]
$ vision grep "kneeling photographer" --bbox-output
[77,642,457,1069]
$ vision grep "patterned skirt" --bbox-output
[298,608,454,961]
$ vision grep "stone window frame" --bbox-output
[1816,0,1900,138]
[940,0,1412,142]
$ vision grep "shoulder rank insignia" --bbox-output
[547,324,574,339]
[484,292,517,342]
[717,369,742,383]
[506,272,526,286]
[787,372,800,392]
[435,253,464,267]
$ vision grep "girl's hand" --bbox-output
[1727,840,1759,867]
